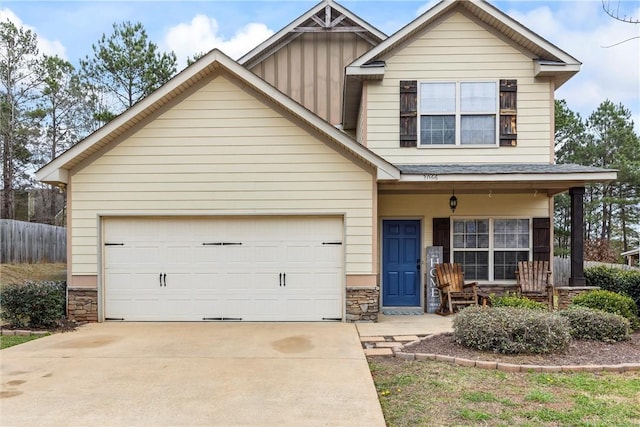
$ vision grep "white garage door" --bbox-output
[103,217,343,321]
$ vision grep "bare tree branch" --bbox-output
[602,0,640,24]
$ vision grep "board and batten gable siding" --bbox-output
[364,11,554,164]
[70,73,375,277]
[249,32,375,126]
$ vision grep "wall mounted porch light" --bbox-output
[449,190,458,213]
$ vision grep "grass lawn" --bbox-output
[0,333,50,349]
[370,359,640,427]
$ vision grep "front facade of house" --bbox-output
[37,0,616,323]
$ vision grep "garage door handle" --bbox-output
[159,273,162,287]
[283,273,286,287]
[163,273,167,287]
[279,273,282,287]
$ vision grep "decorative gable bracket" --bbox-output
[292,4,379,44]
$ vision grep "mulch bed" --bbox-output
[403,332,640,366]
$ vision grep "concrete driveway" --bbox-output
[1,322,385,427]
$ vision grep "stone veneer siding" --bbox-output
[346,286,380,322]
[67,288,98,322]
[66,287,379,323]
[554,286,600,310]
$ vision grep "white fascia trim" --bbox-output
[348,0,454,67]
[225,58,399,180]
[38,168,69,186]
[345,65,385,77]
[399,172,618,183]
[534,61,581,76]
[239,2,326,65]
[37,48,399,184]
[37,51,229,184]
[479,0,580,65]
[239,0,386,67]
[348,0,581,69]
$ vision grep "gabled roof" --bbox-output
[36,49,399,185]
[342,0,582,128]
[239,0,386,69]
[349,0,580,74]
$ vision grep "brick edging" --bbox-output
[391,335,640,373]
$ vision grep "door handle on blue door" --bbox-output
[416,259,421,271]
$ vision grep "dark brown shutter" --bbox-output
[400,80,417,147]
[533,217,551,262]
[499,79,517,147]
[433,218,451,263]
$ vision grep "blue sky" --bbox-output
[2,0,639,130]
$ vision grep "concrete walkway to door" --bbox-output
[1,322,385,427]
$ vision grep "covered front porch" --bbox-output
[375,163,617,316]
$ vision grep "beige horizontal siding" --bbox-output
[70,74,375,276]
[364,11,553,164]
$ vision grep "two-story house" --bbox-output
[37,0,616,322]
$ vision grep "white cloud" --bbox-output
[163,15,274,67]
[0,8,67,59]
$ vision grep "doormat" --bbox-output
[381,309,424,315]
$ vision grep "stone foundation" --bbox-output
[346,286,380,322]
[554,286,600,310]
[67,288,98,322]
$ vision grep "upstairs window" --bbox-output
[419,81,498,146]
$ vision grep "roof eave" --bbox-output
[535,61,581,89]
[239,0,386,68]
[36,52,227,185]
[399,171,618,184]
[37,48,399,186]
[348,0,581,70]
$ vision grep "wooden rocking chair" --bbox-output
[516,261,553,309]
[435,263,478,314]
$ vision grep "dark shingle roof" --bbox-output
[397,163,615,175]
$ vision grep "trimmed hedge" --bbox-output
[490,293,548,310]
[571,289,639,330]
[0,281,66,329]
[453,306,571,354]
[585,265,640,309]
[559,306,630,342]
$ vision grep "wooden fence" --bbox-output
[553,256,639,286]
[0,220,66,263]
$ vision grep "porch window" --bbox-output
[452,218,530,281]
[419,81,497,146]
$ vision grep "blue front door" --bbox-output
[382,220,421,307]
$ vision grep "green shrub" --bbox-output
[453,306,571,354]
[0,281,66,329]
[490,293,547,310]
[585,265,640,309]
[571,289,639,330]
[559,306,630,342]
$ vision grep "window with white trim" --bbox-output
[419,81,498,146]
[452,218,530,281]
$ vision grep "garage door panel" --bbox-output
[104,217,343,321]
